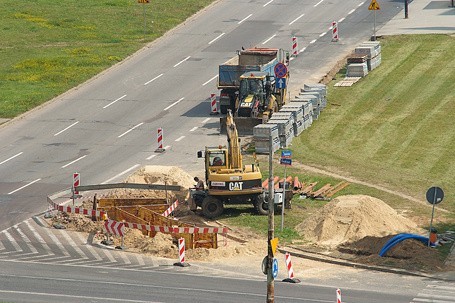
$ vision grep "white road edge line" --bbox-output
[289,13,304,25]
[175,136,185,142]
[190,126,198,132]
[118,122,144,138]
[8,178,41,195]
[202,118,210,123]
[54,121,79,136]
[209,33,225,44]
[358,1,365,6]
[202,75,218,86]
[146,154,156,160]
[103,94,127,109]
[310,39,317,44]
[263,0,273,6]
[299,46,307,53]
[0,152,23,166]
[238,13,252,24]
[262,34,277,45]
[314,0,323,7]
[173,56,191,67]
[61,155,87,169]
[319,32,327,37]
[144,73,163,85]
[164,97,184,111]
[348,8,355,15]
[339,17,345,23]
[102,164,140,184]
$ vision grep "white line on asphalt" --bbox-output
[263,0,273,6]
[319,32,327,37]
[358,1,365,6]
[58,230,88,260]
[3,230,23,251]
[190,126,198,132]
[314,0,323,7]
[208,33,225,44]
[289,13,304,25]
[164,145,171,150]
[329,25,333,30]
[348,8,355,14]
[8,178,41,195]
[102,164,140,184]
[202,118,210,123]
[103,94,126,109]
[310,39,317,44]
[61,155,87,168]
[144,73,163,85]
[238,13,252,24]
[300,46,307,53]
[54,121,79,136]
[45,231,70,256]
[163,97,184,111]
[202,75,218,86]
[24,220,53,256]
[146,154,156,160]
[15,227,38,254]
[74,232,102,260]
[103,248,117,263]
[173,56,191,67]
[339,17,345,23]
[0,152,23,166]
[136,254,146,266]
[175,136,185,142]
[262,34,276,45]
[118,122,144,138]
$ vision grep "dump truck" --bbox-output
[193,110,280,218]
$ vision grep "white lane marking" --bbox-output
[54,121,79,136]
[103,94,126,109]
[46,230,70,256]
[8,178,41,195]
[58,230,88,260]
[175,136,185,142]
[61,155,87,169]
[314,0,323,7]
[118,122,144,138]
[348,8,355,14]
[0,152,23,166]
[208,33,225,44]
[164,145,171,150]
[117,251,131,265]
[24,220,53,256]
[136,254,146,266]
[190,126,198,132]
[103,248,117,263]
[238,13,252,24]
[3,230,23,251]
[74,232,102,260]
[300,46,307,53]
[339,17,345,23]
[310,39,317,44]
[202,118,210,123]
[164,97,184,111]
[144,73,163,85]
[146,154,156,160]
[102,164,140,184]
[15,227,38,254]
[202,75,218,86]
[289,13,304,25]
[173,56,191,67]
[319,31,327,37]
[263,0,273,6]
[0,290,159,303]
[262,34,277,45]
[358,1,365,6]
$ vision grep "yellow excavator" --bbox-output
[195,110,269,218]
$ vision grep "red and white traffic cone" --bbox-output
[155,127,165,153]
[292,36,298,56]
[209,94,219,115]
[332,21,339,42]
[336,288,342,303]
[174,237,190,267]
[282,252,301,283]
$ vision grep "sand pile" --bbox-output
[120,230,179,258]
[296,195,421,247]
[187,239,266,262]
[107,165,195,202]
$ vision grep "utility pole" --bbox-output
[404,0,409,19]
[267,134,275,302]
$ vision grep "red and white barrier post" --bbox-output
[336,288,342,303]
[103,219,125,249]
[209,93,219,115]
[282,252,301,283]
[72,172,80,205]
[174,237,190,267]
[162,200,179,217]
[292,36,298,56]
[332,21,339,42]
[155,127,165,153]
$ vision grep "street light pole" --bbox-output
[267,134,275,302]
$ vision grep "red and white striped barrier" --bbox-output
[332,21,339,42]
[104,219,125,237]
[336,288,342,303]
[73,172,80,195]
[209,94,219,115]
[155,128,165,153]
[162,200,179,217]
[174,237,190,267]
[51,201,106,218]
[282,252,301,283]
[292,36,298,56]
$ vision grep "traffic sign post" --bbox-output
[368,0,380,41]
[426,186,444,247]
[280,150,292,231]
[276,77,286,89]
[274,63,288,78]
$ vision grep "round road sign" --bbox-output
[274,63,288,78]
[426,186,444,205]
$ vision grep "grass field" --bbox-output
[0,0,213,117]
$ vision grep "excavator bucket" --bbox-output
[220,116,262,136]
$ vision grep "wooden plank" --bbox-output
[325,181,350,198]
[98,198,168,208]
[301,182,317,195]
[310,184,332,198]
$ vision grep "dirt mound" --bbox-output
[296,195,421,247]
[120,230,179,258]
[187,239,266,262]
